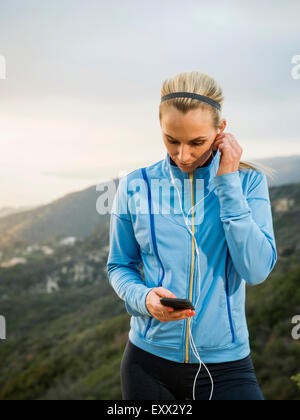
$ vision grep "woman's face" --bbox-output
[160,106,226,173]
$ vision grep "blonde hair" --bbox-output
[159,71,276,180]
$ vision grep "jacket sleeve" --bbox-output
[214,169,278,285]
[106,176,154,317]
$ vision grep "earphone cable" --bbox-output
[168,145,219,400]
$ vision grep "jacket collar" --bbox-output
[162,148,220,181]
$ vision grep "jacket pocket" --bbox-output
[192,273,235,350]
[144,316,184,349]
[228,271,249,342]
[225,248,235,343]
[143,316,153,338]
[132,214,153,255]
[225,283,235,344]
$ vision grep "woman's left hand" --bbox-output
[212,133,243,176]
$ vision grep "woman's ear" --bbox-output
[219,119,226,134]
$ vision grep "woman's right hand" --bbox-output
[146,287,195,323]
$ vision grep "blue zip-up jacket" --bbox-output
[106,149,277,364]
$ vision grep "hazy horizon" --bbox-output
[1,0,299,207]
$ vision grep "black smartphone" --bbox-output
[160,298,195,311]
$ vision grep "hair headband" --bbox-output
[161,92,221,111]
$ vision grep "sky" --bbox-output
[0,0,299,207]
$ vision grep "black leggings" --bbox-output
[120,339,264,400]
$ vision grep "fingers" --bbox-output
[154,287,177,299]
[212,133,226,151]
[214,135,242,155]
[213,135,235,152]
[159,309,196,322]
[169,309,195,319]
[216,132,226,138]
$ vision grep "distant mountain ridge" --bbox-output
[253,154,300,187]
[0,206,35,219]
[0,180,119,251]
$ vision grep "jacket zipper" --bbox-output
[185,172,195,363]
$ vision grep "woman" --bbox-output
[106,71,277,400]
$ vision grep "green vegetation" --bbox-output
[246,262,300,400]
[0,272,129,400]
[291,374,300,391]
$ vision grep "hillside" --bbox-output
[269,182,300,258]
[0,180,119,252]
